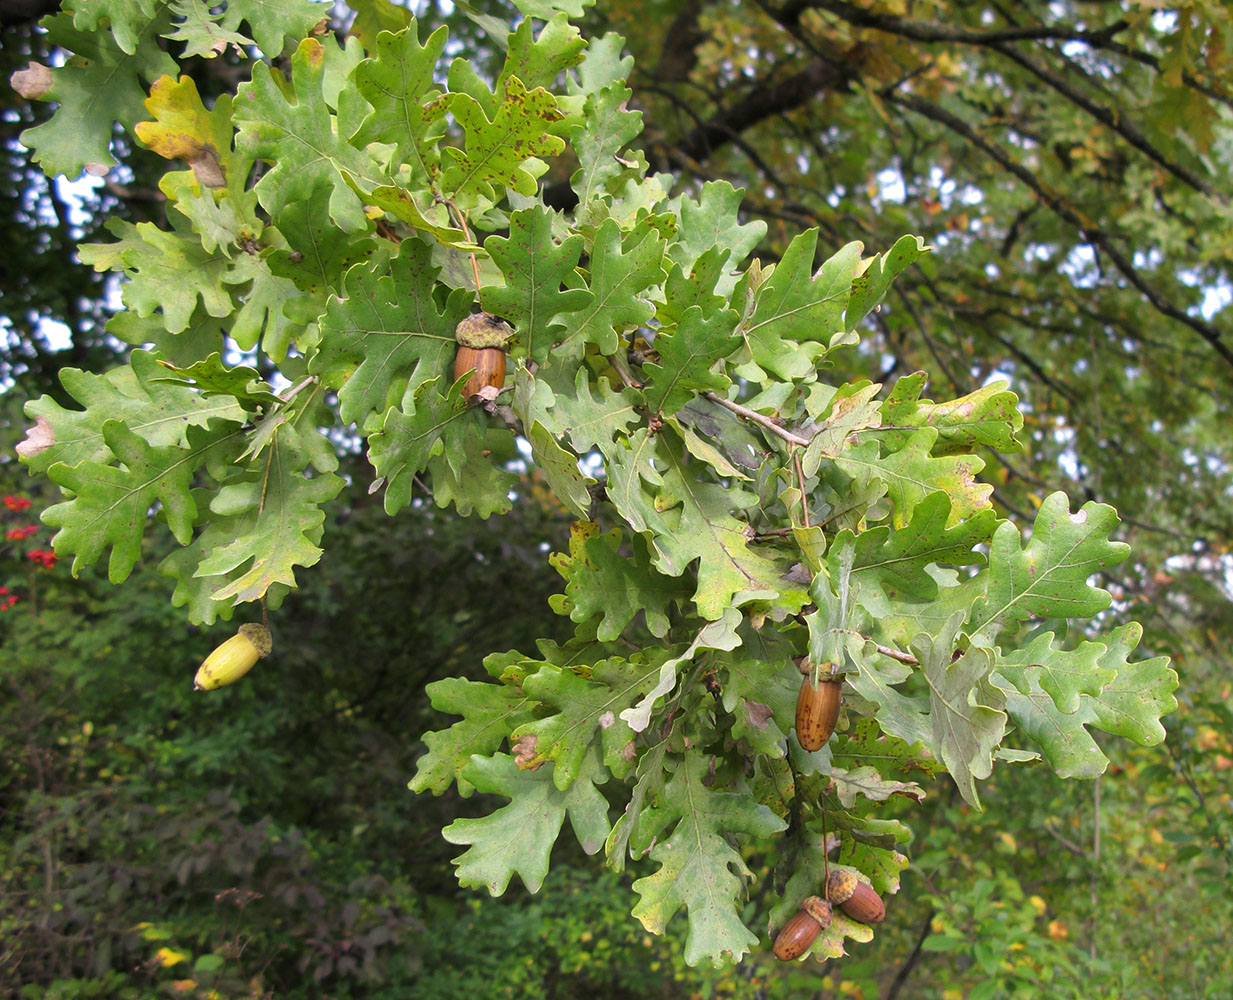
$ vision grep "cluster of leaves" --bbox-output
[12,0,1177,969]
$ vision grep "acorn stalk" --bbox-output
[194,624,272,691]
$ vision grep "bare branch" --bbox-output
[884,90,1233,372]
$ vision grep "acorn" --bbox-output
[826,868,885,924]
[193,624,272,691]
[772,896,832,960]
[454,312,513,400]
[795,661,842,752]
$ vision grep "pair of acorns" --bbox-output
[772,868,886,960]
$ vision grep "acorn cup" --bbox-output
[772,896,832,960]
[795,660,842,752]
[193,624,272,691]
[454,312,513,400]
[826,868,885,924]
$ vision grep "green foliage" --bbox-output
[8,0,1187,977]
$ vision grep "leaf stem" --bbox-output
[821,808,831,886]
[278,375,318,404]
[703,392,810,447]
[794,450,811,528]
[447,201,482,292]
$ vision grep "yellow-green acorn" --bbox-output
[193,624,272,691]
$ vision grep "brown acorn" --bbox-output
[772,896,832,960]
[795,671,842,752]
[454,312,513,400]
[826,868,885,924]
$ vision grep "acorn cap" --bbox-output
[455,312,514,349]
[826,868,858,905]
[801,896,832,928]
[797,658,842,680]
[237,623,273,658]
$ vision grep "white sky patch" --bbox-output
[876,167,905,204]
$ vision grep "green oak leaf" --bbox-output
[18,10,176,176]
[498,14,588,94]
[568,78,643,207]
[366,378,470,513]
[801,381,883,476]
[443,750,611,894]
[971,491,1130,642]
[882,372,1025,455]
[606,429,805,620]
[738,231,860,360]
[411,674,535,797]
[480,207,590,364]
[569,30,631,95]
[210,0,327,57]
[833,716,945,778]
[630,755,786,967]
[720,652,800,758]
[235,37,384,234]
[149,354,275,408]
[838,429,991,528]
[845,646,932,749]
[912,612,1007,807]
[362,184,475,248]
[658,248,732,329]
[43,421,228,582]
[620,608,742,733]
[556,527,690,641]
[513,654,667,787]
[265,187,382,303]
[860,573,984,652]
[829,765,925,810]
[191,434,344,603]
[440,75,566,202]
[347,0,414,50]
[163,0,252,59]
[641,307,741,417]
[425,427,519,519]
[604,742,667,872]
[512,0,595,17]
[78,215,236,335]
[668,181,767,293]
[673,397,765,479]
[840,490,997,603]
[224,255,304,358]
[846,234,931,330]
[21,350,247,475]
[993,631,1117,715]
[991,622,1176,778]
[107,305,229,367]
[349,21,449,179]
[159,172,259,258]
[69,0,158,54]
[553,217,667,359]
[312,239,473,429]
[518,364,641,454]
[527,422,593,519]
